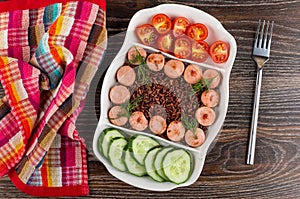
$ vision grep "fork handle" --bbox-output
[247,67,263,165]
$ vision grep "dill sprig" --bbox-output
[109,96,144,121]
[181,114,198,138]
[137,64,150,85]
[129,46,146,65]
[190,76,216,95]
[123,95,143,115]
[129,46,150,85]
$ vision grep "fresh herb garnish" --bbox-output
[129,46,146,65]
[181,114,198,138]
[108,96,144,121]
[118,96,143,117]
[129,46,150,85]
[122,95,144,115]
[137,64,150,85]
[190,75,217,95]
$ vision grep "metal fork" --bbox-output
[247,20,274,165]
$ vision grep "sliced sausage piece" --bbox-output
[109,85,130,105]
[149,115,167,135]
[129,111,148,131]
[166,121,185,142]
[201,89,219,108]
[146,53,165,71]
[164,59,185,79]
[116,65,136,86]
[183,64,203,84]
[195,106,216,126]
[108,106,128,126]
[185,128,205,147]
[127,46,147,65]
[203,69,221,89]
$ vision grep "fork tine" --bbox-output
[267,21,274,50]
[254,19,261,48]
[258,20,265,48]
[263,21,270,49]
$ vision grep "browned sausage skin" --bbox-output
[146,53,165,71]
[167,121,185,142]
[195,106,216,126]
[184,64,203,84]
[129,111,148,131]
[185,128,206,147]
[164,59,185,78]
[201,89,219,108]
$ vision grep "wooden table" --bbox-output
[1,0,300,198]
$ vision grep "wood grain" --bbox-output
[1,0,300,198]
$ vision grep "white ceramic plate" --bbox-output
[93,4,237,191]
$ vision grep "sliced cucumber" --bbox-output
[144,146,164,182]
[97,132,105,155]
[124,147,147,176]
[153,147,173,180]
[101,128,125,158]
[108,137,128,171]
[98,128,194,185]
[162,149,193,184]
[129,135,160,165]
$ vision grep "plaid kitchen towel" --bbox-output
[0,0,107,196]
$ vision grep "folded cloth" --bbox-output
[0,0,107,196]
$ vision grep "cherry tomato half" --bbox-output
[157,33,174,53]
[152,13,172,34]
[135,24,158,46]
[209,40,229,63]
[191,41,209,63]
[172,16,191,37]
[186,23,208,41]
[174,36,191,59]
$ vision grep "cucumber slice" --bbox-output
[124,148,147,176]
[108,137,128,171]
[153,147,173,180]
[101,128,125,158]
[129,135,160,165]
[162,149,193,184]
[144,147,164,182]
[97,132,105,154]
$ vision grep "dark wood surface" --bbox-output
[1,0,300,198]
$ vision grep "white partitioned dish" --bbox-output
[93,4,237,191]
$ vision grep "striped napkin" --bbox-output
[0,0,106,196]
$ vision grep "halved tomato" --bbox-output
[157,33,173,53]
[152,13,172,34]
[186,23,208,41]
[172,16,191,37]
[209,40,229,63]
[135,24,158,46]
[191,41,209,62]
[173,36,191,59]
